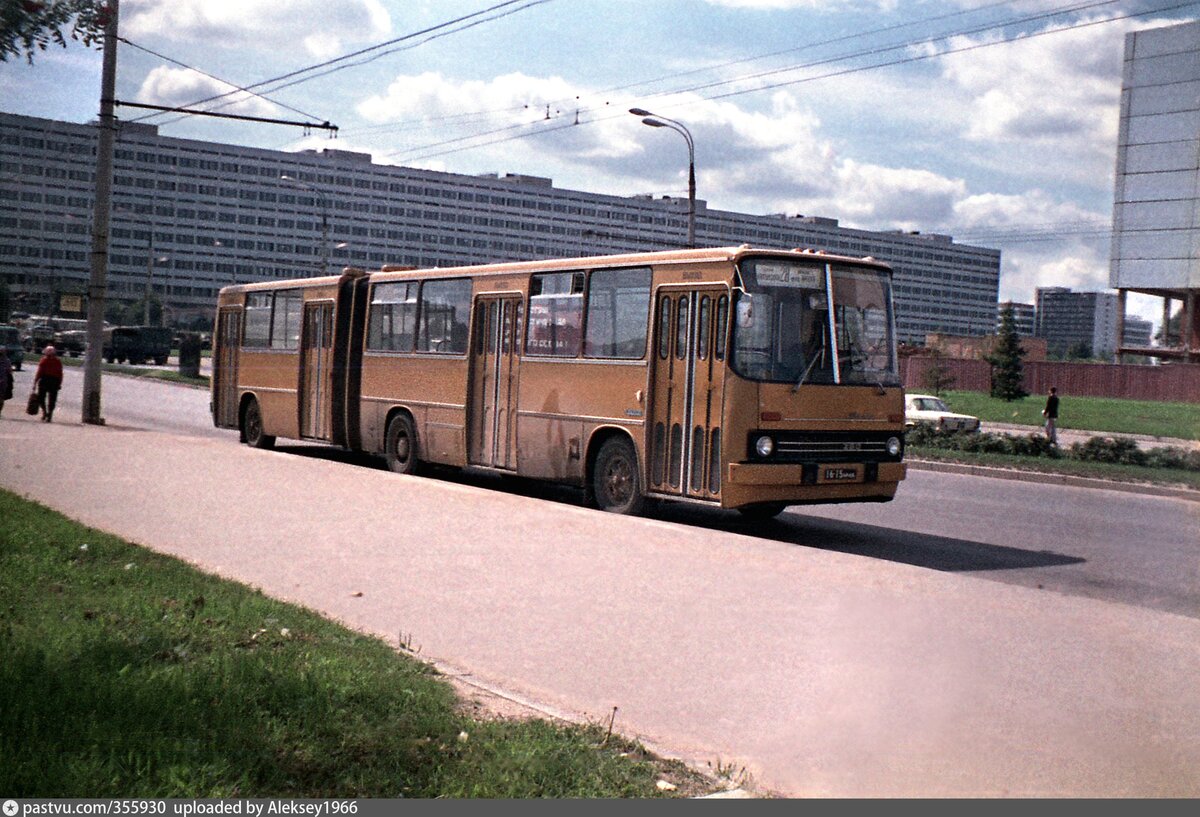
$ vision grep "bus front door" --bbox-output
[649,288,727,500]
[299,301,334,440]
[468,296,522,470]
[214,307,241,428]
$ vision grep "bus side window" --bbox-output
[674,296,688,360]
[243,293,272,348]
[583,267,651,359]
[657,296,671,360]
[368,281,419,352]
[714,295,728,360]
[418,278,471,354]
[526,271,583,357]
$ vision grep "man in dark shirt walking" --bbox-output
[1042,386,1059,445]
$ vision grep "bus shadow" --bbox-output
[652,503,1086,573]
[272,444,1084,574]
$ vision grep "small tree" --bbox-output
[1065,340,1092,360]
[921,346,956,396]
[985,303,1028,401]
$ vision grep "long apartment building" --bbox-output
[0,111,1001,341]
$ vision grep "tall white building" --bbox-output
[1109,18,1200,362]
[1,111,1001,341]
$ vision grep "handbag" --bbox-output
[25,390,39,416]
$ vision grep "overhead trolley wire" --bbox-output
[391,0,1198,163]
[128,0,555,127]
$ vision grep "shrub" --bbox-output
[1069,436,1146,466]
[905,426,1198,471]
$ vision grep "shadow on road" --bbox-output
[653,503,1086,573]
[272,443,1085,575]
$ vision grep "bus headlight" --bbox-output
[886,436,902,457]
[755,435,775,457]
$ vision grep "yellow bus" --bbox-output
[212,246,906,517]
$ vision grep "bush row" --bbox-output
[905,423,1200,472]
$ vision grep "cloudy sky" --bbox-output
[3,0,1196,326]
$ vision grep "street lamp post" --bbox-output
[144,237,168,326]
[280,175,330,274]
[629,107,695,248]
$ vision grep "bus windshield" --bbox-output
[731,257,899,386]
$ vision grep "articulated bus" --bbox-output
[211,246,906,517]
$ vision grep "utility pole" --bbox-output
[144,235,153,326]
[82,0,119,425]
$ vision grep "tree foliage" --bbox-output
[985,303,1028,401]
[1,0,107,64]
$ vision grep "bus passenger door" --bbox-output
[648,288,727,500]
[469,296,522,469]
[300,301,334,440]
[213,307,241,428]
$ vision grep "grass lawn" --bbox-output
[58,354,209,388]
[0,491,721,798]
[937,391,1200,441]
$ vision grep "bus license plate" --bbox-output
[823,467,859,482]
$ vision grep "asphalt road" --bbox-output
[28,366,1199,621]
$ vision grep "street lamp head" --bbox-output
[641,117,667,128]
[629,107,653,117]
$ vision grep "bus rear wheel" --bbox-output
[592,437,644,515]
[242,398,275,450]
[385,413,421,475]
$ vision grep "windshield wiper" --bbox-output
[792,351,824,393]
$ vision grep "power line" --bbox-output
[391,1,1197,163]
[335,0,1022,142]
[118,37,327,124]
[131,0,554,127]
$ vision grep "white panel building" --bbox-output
[1109,18,1200,362]
[1,111,1001,341]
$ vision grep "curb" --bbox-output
[908,458,1200,502]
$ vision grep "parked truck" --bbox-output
[103,326,173,365]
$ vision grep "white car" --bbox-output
[904,393,981,433]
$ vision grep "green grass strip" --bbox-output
[907,446,1200,491]
[0,491,710,798]
[938,391,1200,441]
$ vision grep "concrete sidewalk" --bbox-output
[3,415,1199,797]
[982,421,1199,451]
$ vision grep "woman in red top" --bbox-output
[33,345,64,422]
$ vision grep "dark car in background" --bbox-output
[56,329,88,357]
[1,324,24,370]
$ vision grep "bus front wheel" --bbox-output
[242,398,275,450]
[592,437,644,515]
[385,413,421,475]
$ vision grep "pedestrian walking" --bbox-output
[0,348,13,417]
[1042,386,1059,445]
[33,345,63,423]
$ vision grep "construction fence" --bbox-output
[900,357,1200,403]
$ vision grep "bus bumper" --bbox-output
[722,461,906,508]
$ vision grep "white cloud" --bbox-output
[703,0,830,8]
[136,67,279,119]
[915,15,1140,181]
[123,0,391,58]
